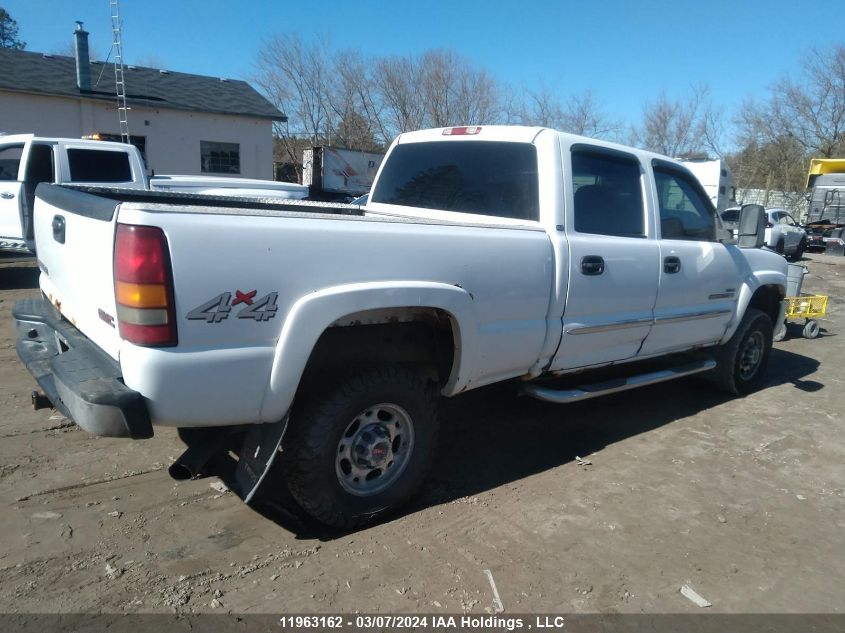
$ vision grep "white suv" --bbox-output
[765,208,806,260]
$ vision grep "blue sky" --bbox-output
[6,0,845,129]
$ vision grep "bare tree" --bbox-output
[372,55,426,140]
[515,87,620,140]
[416,49,501,128]
[254,33,334,178]
[559,90,622,140]
[740,45,845,160]
[631,85,722,158]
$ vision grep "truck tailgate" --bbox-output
[33,185,122,360]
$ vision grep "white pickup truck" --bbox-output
[0,134,307,253]
[14,126,787,528]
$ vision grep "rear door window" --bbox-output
[570,147,645,237]
[371,141,539,221]
[67,149,132,183]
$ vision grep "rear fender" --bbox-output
[258,281,476,422]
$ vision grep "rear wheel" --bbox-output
[708,308,773,395]
[775,238,785,255]
[803,319,820,339]
[282,366,439,529]
[791,238,806,261]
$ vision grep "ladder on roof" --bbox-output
[110,0,130,143]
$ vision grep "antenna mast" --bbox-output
[110,0,130,143]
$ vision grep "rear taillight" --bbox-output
[766,221,774,228]
[114,224,177,346]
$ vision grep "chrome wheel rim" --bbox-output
[336,403,415,497]
[738,331,764,380]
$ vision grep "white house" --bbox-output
[0,23,285,179]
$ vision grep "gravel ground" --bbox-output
[0,251,842,614]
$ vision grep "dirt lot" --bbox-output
[0,252,842,615]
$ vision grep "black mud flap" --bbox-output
[230,415,289,503]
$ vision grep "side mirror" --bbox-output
[738,204,766,248]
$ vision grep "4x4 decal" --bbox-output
[187,290,278,323]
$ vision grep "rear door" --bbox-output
[0,143,26,242]
[550,143,660,371]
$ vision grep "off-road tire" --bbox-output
[282,366,439,529]
[708,308,773,395]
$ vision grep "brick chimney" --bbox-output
[73,21,91,92]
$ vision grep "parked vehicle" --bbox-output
[720,206,741,237]
[303,146,384,201]
[804,159,845,253]
[0,135,146,252]
[148,175,307,199]
[0,134,306,253]
[764,208,807,259]
[14,125,787,528]
[680,159,736,215]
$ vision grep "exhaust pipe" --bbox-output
[168,432,231,480]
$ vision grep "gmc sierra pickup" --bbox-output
[14,125,788,528]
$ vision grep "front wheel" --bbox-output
[708,308,773,395]
[282,366,439,529]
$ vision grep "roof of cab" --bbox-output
[393,125,686,169]
[0,133,136,151]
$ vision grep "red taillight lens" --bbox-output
[114,224,177,347]
[115,225,169,283]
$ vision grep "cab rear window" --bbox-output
[371,141,539,221]
[67,149,132,183]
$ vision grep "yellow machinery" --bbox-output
[806,158,845,188]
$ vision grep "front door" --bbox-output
[779,212,803,252]
[551,144,660,371]
[0,143,25,241]
[640,161,742,356]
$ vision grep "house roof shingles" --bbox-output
[0,48,285,121]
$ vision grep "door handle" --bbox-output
[0,191,14,199]
[52,215,66,244]
[581,255,605,276]
[664,256,681,274]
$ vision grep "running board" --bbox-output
[522,359,717,404]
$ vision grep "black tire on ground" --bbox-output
[803,319,820,339]
[708,308,773,395]
[775,238,785,254]
[773,321,787,342]
[791,238,806,261]
[282,365,439,529]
